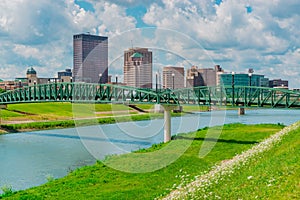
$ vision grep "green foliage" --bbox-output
[45,174,54,183]
[0,185,13,198]
[3,124,284,199]
[0,88,6,94]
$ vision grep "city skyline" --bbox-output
[0,1,299,88]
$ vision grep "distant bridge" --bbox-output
[1,83,299,142]
[0,83,300,108]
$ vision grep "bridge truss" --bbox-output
[0,83,300,108]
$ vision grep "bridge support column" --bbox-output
[162,105,179,143]
[238,107,245,115]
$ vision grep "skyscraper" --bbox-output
[186,65,204,87]
[123,48,152,88]
[73,33,108,83]
[162,66,185,89]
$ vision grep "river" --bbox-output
[1,109,300,193]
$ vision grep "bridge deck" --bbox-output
[0,83,300,108]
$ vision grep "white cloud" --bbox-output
[0,0,300,88]
[0,0,138,80]
[141,0,300,87]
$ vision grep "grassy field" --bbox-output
[1,123,286,199]
[0,103,137,121]
[0,102,203,133]
[191,122,300,199]
[0,112,168,133]
[0,103,211,122]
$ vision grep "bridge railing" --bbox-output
[0,83,300,108]
[167,86,300,108]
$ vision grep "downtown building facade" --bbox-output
[219,73,269,87]
[123,48,152,88]
[269,79,289,88]
[162,66,185,89]
[186,65,224,87]
[186,66,204,87]
[73,33,108,83]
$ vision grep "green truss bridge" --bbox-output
[1,83,299,142]
[0,83,300,108]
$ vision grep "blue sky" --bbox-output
[0,0,299,88]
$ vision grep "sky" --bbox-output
[0,0,299,88]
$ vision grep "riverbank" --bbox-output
[0,112,179,134]
[2,123,293,199]
[0,102,194,134]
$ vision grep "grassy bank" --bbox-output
[0,102,209,134]
[1,123,285,199]
[190,122,300,199]
[0,112,169,133]
[0,103,137,121]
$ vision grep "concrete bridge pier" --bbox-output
[238,107,245,115]
[162,105,179,143]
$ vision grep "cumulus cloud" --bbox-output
[141,0,300,87]
[0,0,137,80]
[0,0,299,88]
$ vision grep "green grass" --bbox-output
[0,113,163,133]
[0,109,24,119]
[2,124,284,199]
[1,103,155,121]
[192,123,300,199]
[6,103,141,115]
[0,103,184,133]
[182,105,210,112]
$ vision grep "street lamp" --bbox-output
[155,72,158,92]
[231,71,235,106]
[172,73,175,89]
[248,73,252,87]
[99,73,102,84]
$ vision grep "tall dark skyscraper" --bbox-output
[73,33,108,83]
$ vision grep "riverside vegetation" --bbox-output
[0,103,191,133]
[2,123,298,199]
[0,103,209,133]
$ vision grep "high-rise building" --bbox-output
[186,65,224,87]
[220,73,269,87]
[58,69,72,82]
[198,65,224,86]
[124,47,152,88]
[269,79,288,88]
[186,66,204,87]
[73,33,108,83]
[163,66,185,89]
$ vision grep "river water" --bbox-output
[1,109,300,193]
